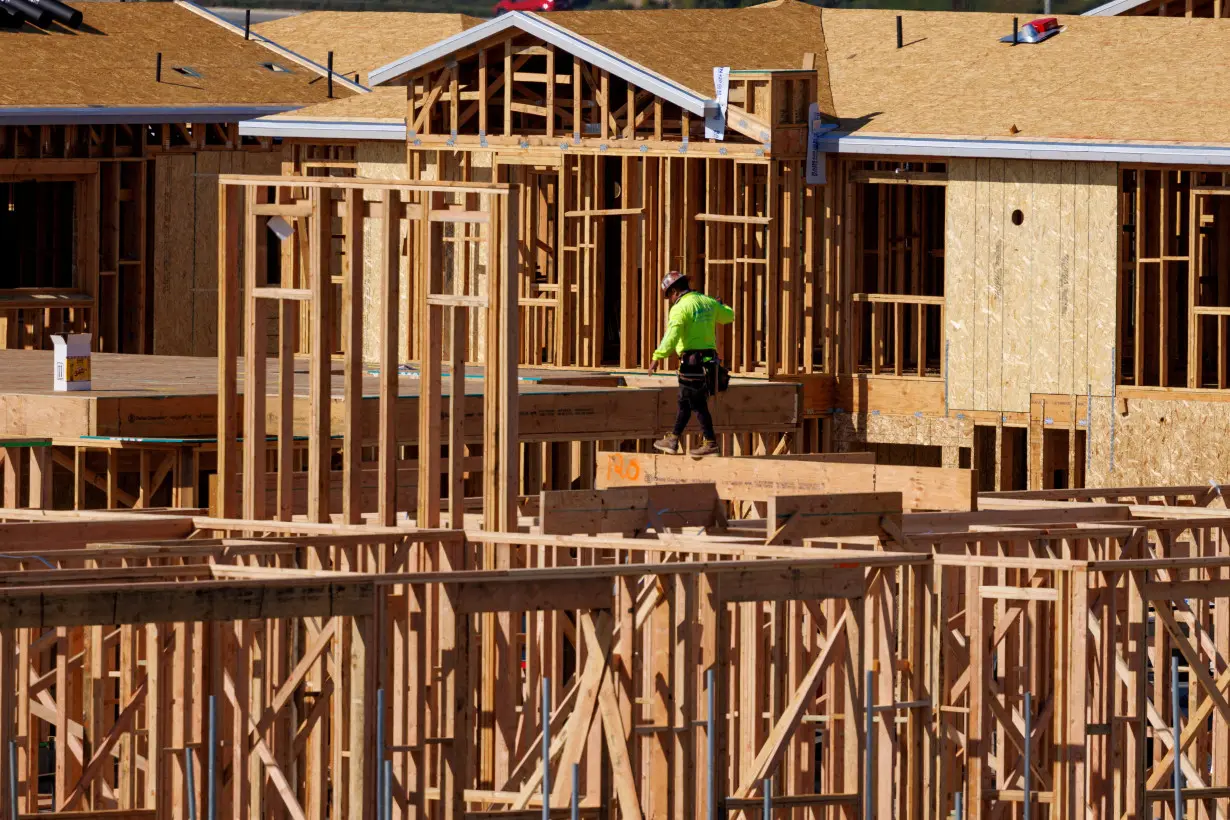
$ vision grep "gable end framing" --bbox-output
[369,12,710,119]
[377,20,800,151]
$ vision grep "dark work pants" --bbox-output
[673,349,717,440]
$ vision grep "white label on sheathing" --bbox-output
[806,102,829,185]
[705,66,730,141]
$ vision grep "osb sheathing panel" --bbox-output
[822,8,1230,145]
[1002,157,1030,412]
[547,0,833,109]
[356,141,411,363]
[354,146,494,361]
[1087,168,1119,391]
[253,5,1230,148]
[831,411,972,449]
[153,150,282,358]
[1086,396,1230,486]
[944,160,974,413]
[1,2,345,108]
[355,140,409,182]
[263,87,407,124]
[0,394,93,438]
[253,12,482,86]
[945,158,1117,414]
[153,154,196,358]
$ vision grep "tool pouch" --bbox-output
[678,360,709,401]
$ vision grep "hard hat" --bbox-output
[660,270,687,296]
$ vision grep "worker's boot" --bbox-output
[653,434,680,454]
[691,439,720,456]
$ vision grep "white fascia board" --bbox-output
[240,118,407,141]
[820,133,1230,165]
[1081,0,1151,15]
[174,0,369,94]
[368,11,709,118]
[0,106,301,126]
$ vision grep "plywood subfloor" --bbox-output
[0,350,798,441]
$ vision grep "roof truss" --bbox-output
[394,25,773,148]
[369,10,712,119]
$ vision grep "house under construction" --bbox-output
[243,0,1230,492]
[0,3,1228,820]
[0,0,359,356]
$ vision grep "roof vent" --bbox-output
[30,0,82,29]
[261,62,292,73]
[0,0,49,27]
[173,66,203,78]
[1000,17,1062,44]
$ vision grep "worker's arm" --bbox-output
[652,311,686,361]
[715,301,735,325]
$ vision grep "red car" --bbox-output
[494,0,571,13]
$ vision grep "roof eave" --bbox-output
[0,105,304,126]
[240,117,406,141]
[823,132,1230,165]
[1081,0,1151,15]
[233,123,1230,165]
[367,11,709,118]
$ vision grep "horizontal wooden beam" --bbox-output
[19,811,157,820]
[0,158,99,178]
[539,483,721,535]
[0,579,377,628]
[695,213,771,226]
[454,578,614,614]
[979,585,1059,602]
[848,170,947,186]
[0,515,195,551]
[597,452,977,512]
[251,287,313,301]
[250,201,314,218]
[767,492,902,544]
[218,174,512,195]
[850,293,945,305]
[713,565,863,603]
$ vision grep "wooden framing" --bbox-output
[214,174,520,528]
[0,484,1228,819]
[12,16,1230,815]
[262,17,1230,499]
[278,33,826,378]
[0,122,280,357]
[1118,166,1230,389]
[0,439,202,511]
[0,511,878,820]
[1113,0,1226,16]
[842,159,948,380]
[22,10,1230,817]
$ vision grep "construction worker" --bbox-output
[648,271,734,456]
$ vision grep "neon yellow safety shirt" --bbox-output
[651,291,735,361]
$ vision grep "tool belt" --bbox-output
[678,349,729,399]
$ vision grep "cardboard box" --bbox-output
[52,333,92,392]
